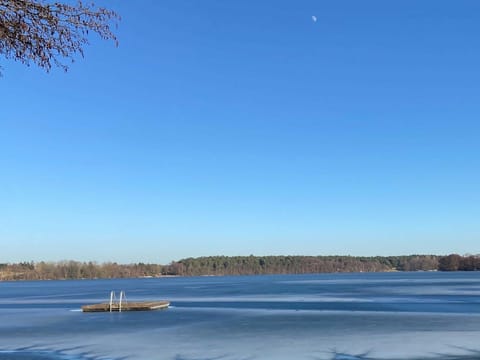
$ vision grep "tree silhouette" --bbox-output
[0,0,119,74]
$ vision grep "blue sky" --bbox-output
[1,0,480,263]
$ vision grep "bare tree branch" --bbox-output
[0,0,119,74]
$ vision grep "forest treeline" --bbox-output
[0,254,479,281]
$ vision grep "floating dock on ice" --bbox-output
[81,291,170,312]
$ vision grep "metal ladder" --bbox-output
[109,290,127,312]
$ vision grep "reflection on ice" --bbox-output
[330,352,374,360]
[327,348,480,360]
[3,347,480,360]
[0,348,100,360]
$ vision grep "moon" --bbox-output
[312,16,317,23]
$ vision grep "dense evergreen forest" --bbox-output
[0,254,479,281]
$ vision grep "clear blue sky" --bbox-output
[1,0,479,264]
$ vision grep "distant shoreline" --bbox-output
[1,254,477,281]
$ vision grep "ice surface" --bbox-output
[1,273,480,360]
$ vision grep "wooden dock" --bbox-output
[81,291,170,312]
[82,300,170,312]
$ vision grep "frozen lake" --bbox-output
[1,272,480,360]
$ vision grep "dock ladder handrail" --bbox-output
[119,290,127,312]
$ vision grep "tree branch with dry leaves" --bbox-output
[0,0,119,74]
